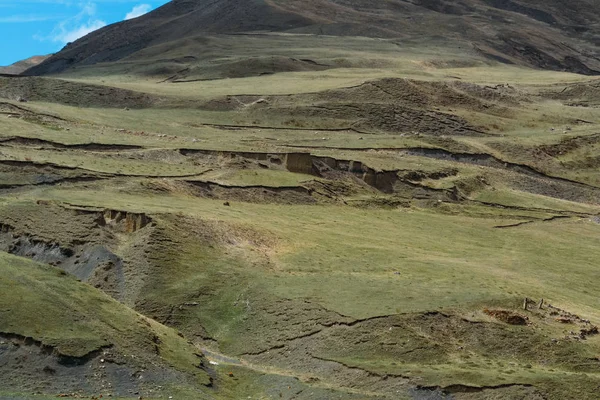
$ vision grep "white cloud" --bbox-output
[39,2,107,44]
[125,4,151,20]
[53,19,106,42]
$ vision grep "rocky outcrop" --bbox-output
[103,209,151,233]
[312,156,399,193]
[184,181,318,205]
[362,170,398,194]
[285,152,315,175]
[126,213,151,233]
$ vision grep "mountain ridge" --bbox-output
[26,0,600,76]
[0,55,50,75]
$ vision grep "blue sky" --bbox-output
[0,0,170,66]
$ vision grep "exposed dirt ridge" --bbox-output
[313,353,412,378]
[403,146,600,205]
[183,180,318,205]
[0,101,68,121]
[195,122,367,134]
[404,147,570,182]
[0,136,144,151]
[0,159,102,173]
[420,382,534,394]
[0,332,111,363]
[180,146,600,206]
[180,148,402,193]
[280,143,564,180]
[6,140,599,210]
[280,143,578,180]
[0,175,107,190]
[281,143,600,201]
[99,208,153,233]
[0,159,203,180]
[493,215,572,229]
[183,146,580,209]
[13,135,599,205]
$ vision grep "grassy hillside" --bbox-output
[0,251,213,398]
[2,26,600,399]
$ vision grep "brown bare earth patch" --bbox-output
[484,309,528,325]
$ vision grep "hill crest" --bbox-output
[25,0,600,76]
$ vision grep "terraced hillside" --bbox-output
[2,4,600,399]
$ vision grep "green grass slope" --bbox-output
[0,251,212,398]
